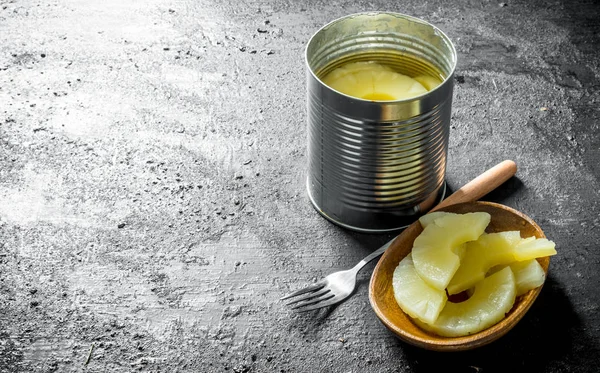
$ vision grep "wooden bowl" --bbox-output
[369,201,550,351]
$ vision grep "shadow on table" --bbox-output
[399,275,598,373]
[444,174,524,206]
[476,175,524,205]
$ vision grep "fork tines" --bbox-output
[281,282,335,312]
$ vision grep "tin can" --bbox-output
[306,12,457,233]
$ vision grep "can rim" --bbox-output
[304,11,457,104]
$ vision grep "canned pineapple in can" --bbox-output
[306,12,457,232]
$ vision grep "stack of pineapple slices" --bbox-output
[322,62,442,101]
[392,212,557,337]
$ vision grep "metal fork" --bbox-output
[281,160,517,312]
[281,239,394,312]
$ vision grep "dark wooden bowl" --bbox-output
[369,201,550,351]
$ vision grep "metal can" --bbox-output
[306,12,457,233]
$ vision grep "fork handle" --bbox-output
[352,160,517,273]
[353,238,395,271]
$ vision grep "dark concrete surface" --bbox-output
[1,0,599,371]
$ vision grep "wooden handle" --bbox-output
[431,160,517,212]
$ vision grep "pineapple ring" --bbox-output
[411,212,491,291]
[322,62,428,101]
[446,231,520,295]
[414,267,517,337]
[322,61,394,84]
[491,259,547,296]
[447,232,556,295]
[513,237,556,261]
[418,211,456,229]
[413,74,443,91]
[392,254,447,324]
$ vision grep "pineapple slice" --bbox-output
[412,212,491,290]
[448,233,556,295]
[509,259,546,296]
[392,254,447,324]
[446,231,521,295]
[322,61,393,84]
[415,266,517,337]
[453,243,468,262]
[418,211,456,229]
[513,237,556,261]
[413,74,443,91]
[322,62,428,101]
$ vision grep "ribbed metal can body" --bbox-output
[306,12,457,232]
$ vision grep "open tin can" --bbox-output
[306,12,457,233]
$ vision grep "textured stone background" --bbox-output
[1,0,599,372]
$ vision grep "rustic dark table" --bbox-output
[1,0,599,372]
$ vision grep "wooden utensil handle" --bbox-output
[432,160,517,212]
